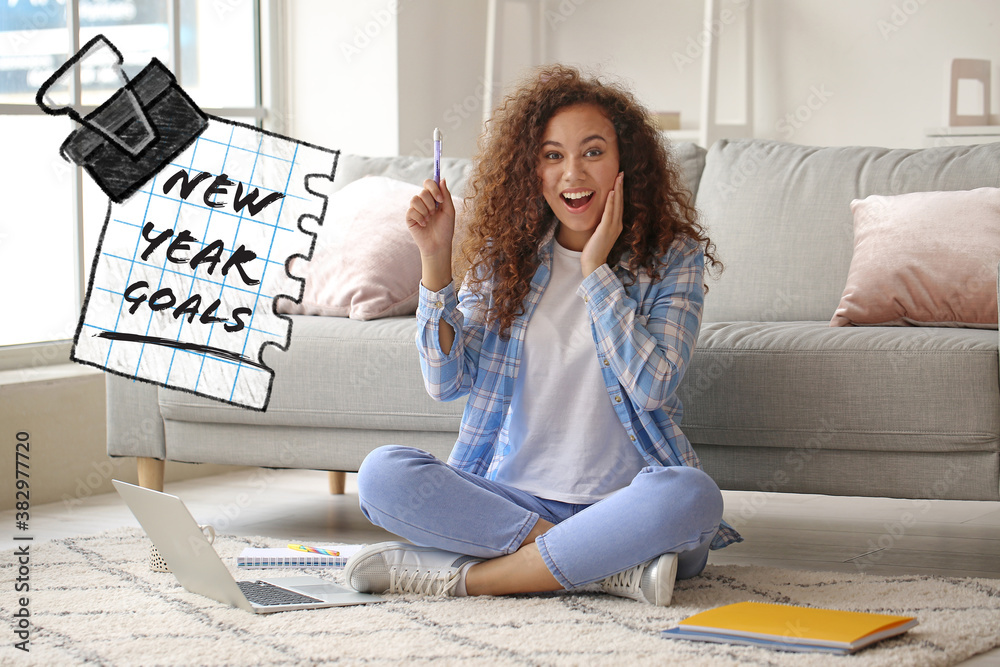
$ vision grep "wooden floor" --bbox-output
[6,467,1000,664]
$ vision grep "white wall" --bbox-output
[287,0,400,156]
[752,0,1000,147]
[542,0,708,129]
[544,0,999,148]
[397,0,489,158]
[287,0,486,158]
[287,0,1000,153]
[0,369,240,511]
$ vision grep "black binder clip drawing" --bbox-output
[35,34,208,203]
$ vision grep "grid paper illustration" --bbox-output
[72,118,337,410]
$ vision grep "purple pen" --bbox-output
[433,127,442,185]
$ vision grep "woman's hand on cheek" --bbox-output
[581,171,624,277]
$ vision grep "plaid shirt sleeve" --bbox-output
[415,280,488,402]
[578,238,705,413]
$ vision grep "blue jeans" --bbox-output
[356,445,723,589]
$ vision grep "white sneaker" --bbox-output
[599,553,678,606]
[345,541,481,596]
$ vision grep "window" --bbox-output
[0,0,278,367]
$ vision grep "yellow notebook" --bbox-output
[662,601,917,654]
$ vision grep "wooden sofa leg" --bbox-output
[328,471,346,495]
[137,457,165,491]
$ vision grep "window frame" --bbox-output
[0,0,285,371]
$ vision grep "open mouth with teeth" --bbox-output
[561,190,595,209]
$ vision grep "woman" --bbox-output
[345,65,741,605]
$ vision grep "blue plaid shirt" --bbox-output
[416,232,741,549]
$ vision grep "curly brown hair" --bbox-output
[458,64,720,336]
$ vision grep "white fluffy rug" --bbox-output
[2,527,998,666]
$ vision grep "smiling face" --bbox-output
[536,103,621,251]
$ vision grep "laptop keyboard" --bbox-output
[237,580,325,606]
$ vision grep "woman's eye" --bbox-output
[543,151,562,160]
[585,148,603,157]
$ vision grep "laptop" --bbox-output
[113,480,382,613]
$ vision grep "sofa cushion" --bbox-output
[696,446,999,500]
[678,321,999,455]
[332,154,474,198]
[163,421,457,472]
[281,177,422,320]
[279,177,467,321]
[669,141,707,200]
[157,315,466,431]
[696,140,1000,322]
[831,188,1000,328]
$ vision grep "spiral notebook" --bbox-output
[661,601,917,655]
[237,544,364,568]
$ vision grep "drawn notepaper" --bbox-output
[37,35,336,411]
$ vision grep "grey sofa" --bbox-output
[107,139,1000,502]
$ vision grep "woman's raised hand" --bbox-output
[406,177,456,260]
[407,177,456,292]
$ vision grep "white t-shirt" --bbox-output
[494,240,648,503]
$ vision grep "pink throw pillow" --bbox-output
[831,187,1000,328]
[279,176,463,321]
